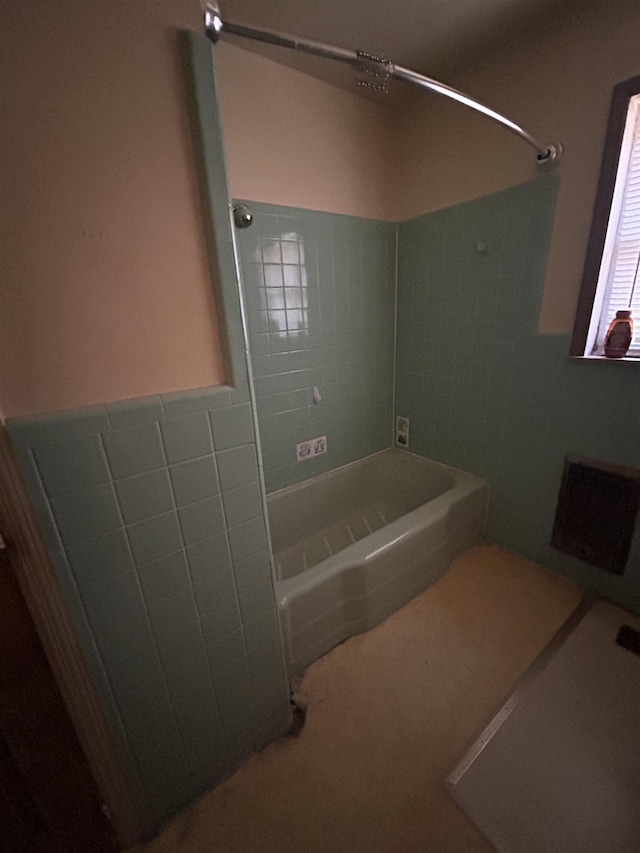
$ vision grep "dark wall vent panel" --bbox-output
[551,456,640,575]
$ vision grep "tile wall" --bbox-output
[395,174,640,613]
[2,34,292,837]
[235,203,397,492]
[8,385,290,830]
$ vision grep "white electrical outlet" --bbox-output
[296,435,327,461]
[396,416,409,447]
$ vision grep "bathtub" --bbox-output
[267,448,488,676]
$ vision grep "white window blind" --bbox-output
[593,93,640,356]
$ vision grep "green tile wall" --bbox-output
[8,385,290,831]
[235,203,397,492]
[2,33,291,837]
[396,174,640,613]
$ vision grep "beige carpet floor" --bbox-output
[129,543,582,853]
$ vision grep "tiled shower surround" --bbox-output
[235,203,396,492]
[9,386,290,829]
[395,174,640,612]
[238,177,640,610]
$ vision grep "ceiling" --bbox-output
[215,0,563,101]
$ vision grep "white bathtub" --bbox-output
[267,448,488,676]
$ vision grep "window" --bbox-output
[571,75,640,359]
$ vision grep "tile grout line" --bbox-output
[115,421,195,784]
[162,413,231,771]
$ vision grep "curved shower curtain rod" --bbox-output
[203,2,562,164]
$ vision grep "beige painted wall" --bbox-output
[5,0,636,417]
[215,43,397,221]
[1,0,226,419]
[394,0,640,333]
[1,4,397,419]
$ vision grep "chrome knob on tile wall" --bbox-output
[233,204,253,228]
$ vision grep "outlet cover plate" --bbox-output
[396,416,409,447]
[297,436,327,461]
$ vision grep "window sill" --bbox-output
[570,354,640,363]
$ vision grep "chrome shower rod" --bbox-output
[203,2,562,164]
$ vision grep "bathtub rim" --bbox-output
[266,446,463,504]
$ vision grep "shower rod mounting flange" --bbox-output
[203,2,223,42]
[233,204,253,228]
[536,142,563,164]
[202,1,562,165]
